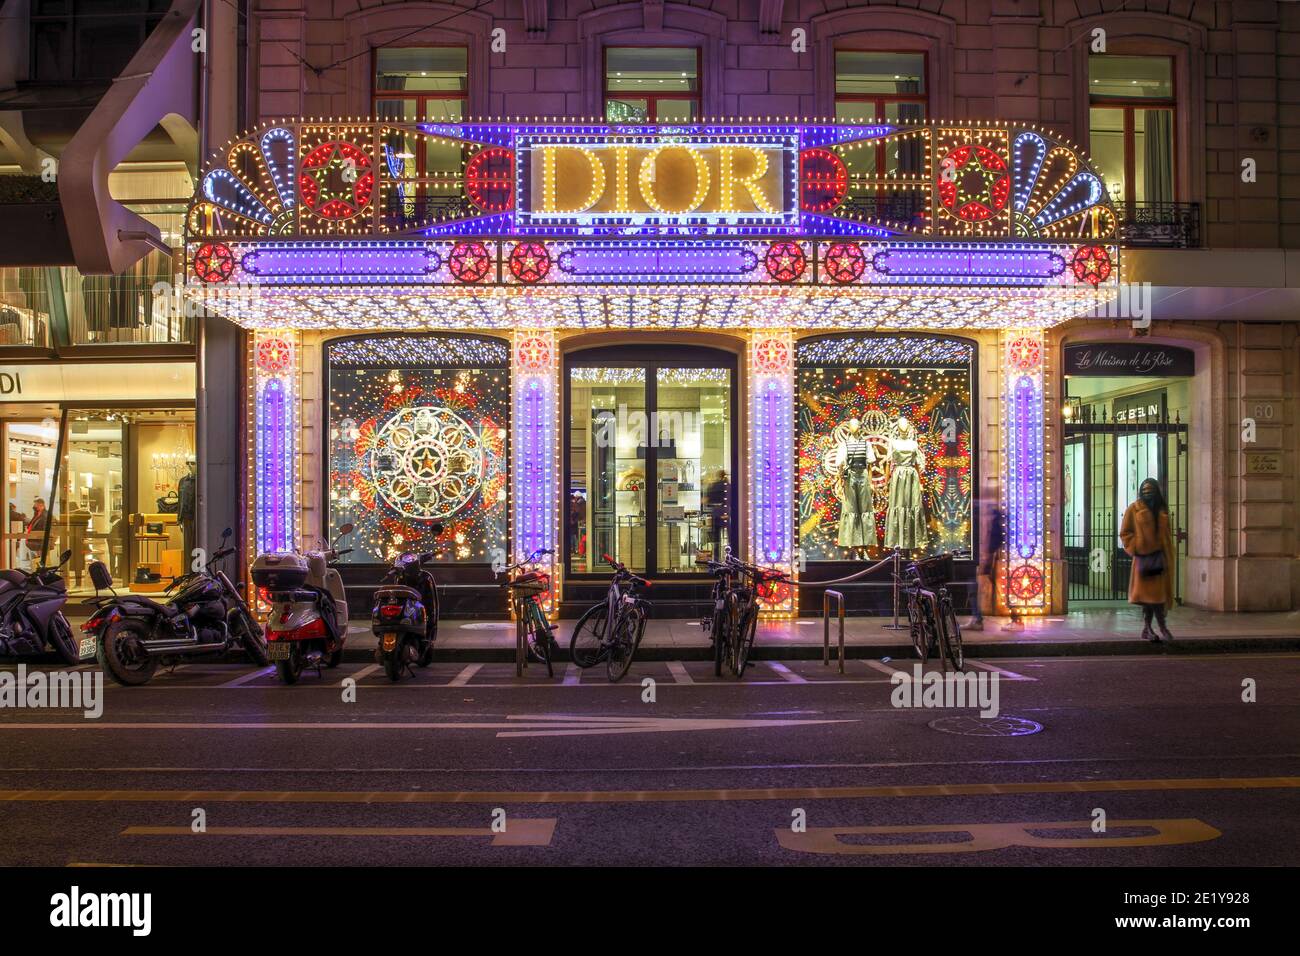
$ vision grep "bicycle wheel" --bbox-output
[605,614,637,682]
[938,596,964,671]
[906,592,928,662]
[735,604,758,678]
[723,593,745,676]
[530,604,554,678]
[569,603,607,668]
[710,606,725,677]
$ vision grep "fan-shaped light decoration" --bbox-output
[1070,244,1112,287]
[193,242,235,283]
[764,241,807,283]
[799,147,848,213]
[448,241,493,283]
[509,241,551,283]
[823,242,866,284]
[467,147,515,212]
[300,141,374,221]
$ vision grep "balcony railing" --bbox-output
[1116,201,1201,249]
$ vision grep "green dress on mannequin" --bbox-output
[884,418,928,550]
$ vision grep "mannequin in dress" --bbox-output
[825,417,876,548]
[884,416,927,550]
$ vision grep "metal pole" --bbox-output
[837,596,845,674]
[40,407,70,567]
[882,549,908,630]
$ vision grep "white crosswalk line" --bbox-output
[448,664,483,686]
[562,663,582,686]
[666,661,694,684]
[862,659,905,676]
[765,661,807,683]
[219,666,275,688]
[350,664,381,683]
[965,659,1036,681]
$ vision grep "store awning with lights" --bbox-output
[185,119,1119,330]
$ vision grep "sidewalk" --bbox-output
[356,606,1300,662]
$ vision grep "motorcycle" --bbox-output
[372,530,442,682]
[83,529,270,686]
[0,549,82,666]
[253,523,353,685]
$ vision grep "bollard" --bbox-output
[823,589,845,673]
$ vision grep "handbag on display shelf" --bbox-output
[156,490,180,514]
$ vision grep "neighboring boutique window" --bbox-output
[326,335,509,565]
[1088,55,1175,206]
[796,335,974,561]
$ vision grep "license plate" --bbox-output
[382,632,397,651]
[266,641,292,661]
[77,637,96,660]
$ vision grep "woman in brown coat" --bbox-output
[1120,477,1176,642]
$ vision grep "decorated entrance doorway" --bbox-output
[565,346,736,577]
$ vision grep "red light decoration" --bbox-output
[508,241,551,283]
[255,336,293,375]
[299,141,373,221]
[799,148,848,213]
[1008,563,1045,602]
[448,241,493,283]
[764,241,806,283]
[1006,335,1042,372]
[752,336,791,375]
[823,241,866,284]
[515,334,552,372]
[756,577,793,609]
[938,144,1010,223]
[193,242,234,283]
[1070,244,1112,287]
[466,147,515,212]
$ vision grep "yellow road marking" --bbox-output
[776,818,1221,855]
[1,776,1296,805]
[123,820,556,846]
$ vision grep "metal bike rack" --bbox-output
[514,596,526,676]
[823,589,845,673]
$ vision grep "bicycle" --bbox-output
[902,551,964,671]
[704,555,789,678]
[499,547,557,677]
[569,554,651,682]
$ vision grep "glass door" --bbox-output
[3,419,59,572]
[566,348,735,577]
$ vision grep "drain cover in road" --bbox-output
[927,715,1044,737]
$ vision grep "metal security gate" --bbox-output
[1062,403,1188,603]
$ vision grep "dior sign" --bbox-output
[1063,344,1195,378]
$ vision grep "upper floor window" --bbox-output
[1088,55,1175,205]
[834,51,927,215]
[604,47,700,123]
[30,0,171,83]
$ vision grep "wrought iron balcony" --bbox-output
[1116,201,1201,249]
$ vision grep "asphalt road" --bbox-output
[1,652,1297,866]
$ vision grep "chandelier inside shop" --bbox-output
[186,119,1120,330]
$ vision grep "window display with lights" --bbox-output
[796,334,974,562]
[325,334,509,565]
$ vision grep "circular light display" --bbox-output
[799,148,848,213]
[508,241,551,283]
[448,241,493,283]
[255,336,293,375]
[515,334,552,372]
[752,336,792,375]
[370,406,485,521]
[193,242,235,283]
[938,144,1010,223]
[823,241,866,284]
[764,241,807,283]
[1007,563,1045,602]
[1006,335,1042,372]
[466,147,515,212]
[1070,244,1112,287]
[299,141,374,221]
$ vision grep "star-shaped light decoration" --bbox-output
[193,242,234,283]
[822,241,866,284]
[1070,244,1112,287]
[509,241,551,283]
[300,141,373,221]
[938,144,1010,223]
[448,240,492,283]
[763,241,806,283]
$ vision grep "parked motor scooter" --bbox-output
[253,524,353,684]
[0,549,82,665]
[372,526,442,682]
[83,529,269,686]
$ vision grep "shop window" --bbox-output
[604,47,700,123]
[325,334,509,565]
[1088,55,1176,205]
[834,51,927,217]
[795,334,974,562]
[3,410,195,593]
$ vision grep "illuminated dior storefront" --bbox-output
[186,119,1119,616]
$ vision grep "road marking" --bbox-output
[776,818,1221,856]
[562,664,581,686]
[4,776,1295,806]
[862,660,905,676]
[0,714,851,738]
[965,660,1036,681]
[122,820,557,846]
[219,667,275,688]
[666,662,694,684]
[765,661,807,683]
[448,664,483,686]
[351,664,381,683]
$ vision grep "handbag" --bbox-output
[156,490,180,514]
[1135,550,1165,578]
[145,522,164,535]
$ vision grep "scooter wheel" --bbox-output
[383,651,403,682]
[325,649,343,668]
[277,646,303,684]
[417,641,434,667]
